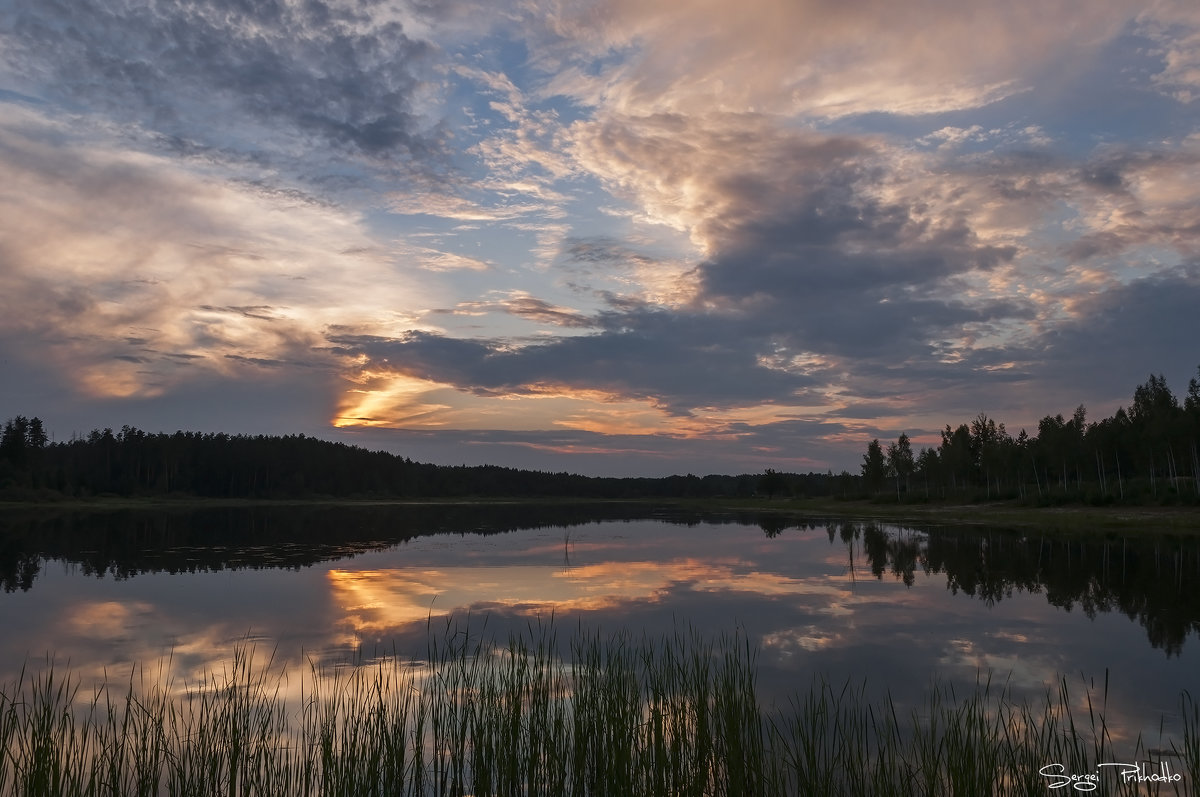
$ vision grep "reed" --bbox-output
[0,620,1194,796]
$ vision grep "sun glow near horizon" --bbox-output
[3,1,1200,473]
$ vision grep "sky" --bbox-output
[2,0,1200,477]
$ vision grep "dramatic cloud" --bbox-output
[532,0,1140,117]
[0,108,439,406]
[1020,266,1200,404]
[2,0,1199,473]
[329,318,816,414]
[1,0,440,168]
[564,114,1039,396]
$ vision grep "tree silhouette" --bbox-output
[857,365,1200,504]
[861,439,887,495]
[886,433,914,498]
[939,424,974,492]
[758,468,787,499]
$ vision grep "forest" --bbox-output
[0,416,839,500]
[861,367,1200,504]
[3,368,1200,504]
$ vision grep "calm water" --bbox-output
[1,503,1198,753]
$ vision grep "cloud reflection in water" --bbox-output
[0,508,1196,748]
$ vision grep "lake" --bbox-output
[1,503,1198,766]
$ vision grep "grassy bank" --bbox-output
[0,622,1196,796]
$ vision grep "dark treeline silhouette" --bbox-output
[6,366,1200,504]
[861,367,1200,505]
[759,517,1200,656]
[0,419,842,500]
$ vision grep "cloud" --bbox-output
[0,109,440,405]
[3,0,1199,476]
[1061,139,1200,262]
[835,266,1200,432]
[570,114,1030,362]
[918,126,988,151]
[0,0,442,170]
[558,237,698,308]
[499,295,595,328]
[564,238,655,266]
[331,47,1199,467]
[429,294,595,328]
[403,246,492,272]
[1139,6,1200,103]
[331,103,1200,452]
[388,191,545,220]
[1018,266,1200,407]
[328,316,817,415]
[532,0,1142,118]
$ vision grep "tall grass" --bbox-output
[0,620,1195,796]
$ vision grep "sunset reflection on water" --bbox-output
[1,510,1197,750]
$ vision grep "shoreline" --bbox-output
[727,496,1200,533]
[2,493,1199,533]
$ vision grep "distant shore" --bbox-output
[2,492,1199,534]
[747,496,1200,533]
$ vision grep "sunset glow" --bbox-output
[2,1,1199,473]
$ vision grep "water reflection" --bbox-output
[5,506,1195,656]
[0,504,1197,750]
[823,519,1200,656]
[0,503,673,590]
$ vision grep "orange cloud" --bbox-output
[0,109,446,403]
[333,369,835,441]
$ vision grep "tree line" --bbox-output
[861,367,1200,504]
[6,366,1198,504]
[0,420,841,501]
